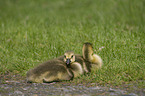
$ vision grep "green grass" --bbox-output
[0,0,144,87]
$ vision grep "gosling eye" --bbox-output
[71,55,74,58]
[64,55,66,58]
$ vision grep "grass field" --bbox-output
[0,0,144,86]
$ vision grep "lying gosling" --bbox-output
[27,51,75,83]
[82,42,103,70]
[26,51,86,83]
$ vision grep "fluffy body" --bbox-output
[27,58,73,83]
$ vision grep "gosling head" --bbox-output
[64,51,75,67]
[83,42,94,58]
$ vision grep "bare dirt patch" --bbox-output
[0,73,144,96]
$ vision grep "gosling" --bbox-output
[26,51,85,83]
[26,51,75,83]
[82,42,103,70]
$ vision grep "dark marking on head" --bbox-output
[71,55,74,58]
[83,42,92,46]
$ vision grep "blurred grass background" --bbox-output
[0,0,144,86]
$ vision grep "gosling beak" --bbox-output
[66,59,71,65]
